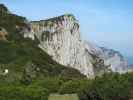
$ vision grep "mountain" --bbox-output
[23,14,128,78]
[99,47,128,73]
[0,4,128,79]
[89,46,128,73]
[1,4,133,100]
[0,4,84,83]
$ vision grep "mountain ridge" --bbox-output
[0,4,85,82]
[1,4,133,100]
[23,13,128,78]
[0,4,128,79]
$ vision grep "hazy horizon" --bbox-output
[1,0,133,64]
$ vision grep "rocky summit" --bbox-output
[23,14,128,78]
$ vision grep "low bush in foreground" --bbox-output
[0,72,133,100]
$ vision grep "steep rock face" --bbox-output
[84,42,128,73]
[27,14,95,78]
[24,14,128,78]
[99,47,128,73]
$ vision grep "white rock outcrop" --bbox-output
[23,14,128,78]
[84,41,128,74]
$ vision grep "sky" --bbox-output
[0,0,133,64]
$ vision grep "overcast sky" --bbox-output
[1,0,133,60]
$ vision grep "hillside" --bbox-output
[0,4,133,100]
[0,4,85,83]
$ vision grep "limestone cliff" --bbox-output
[23,14,128,78]
[84,42,128,74]
[99,47,128,73]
